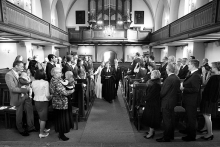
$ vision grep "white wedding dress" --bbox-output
[94,66,103,99]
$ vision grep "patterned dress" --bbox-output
[50,77,74,133]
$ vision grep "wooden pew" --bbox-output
[131,83,148,130]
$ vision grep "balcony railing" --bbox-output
[150,0,220,45]
[0,0,69,43]
[69,29,151,43]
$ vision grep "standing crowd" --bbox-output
[127,53,220,142]
[4,54,122,141]
[4,52,220,142]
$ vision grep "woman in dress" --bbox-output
[145,62,156,81]
[142,70,161,139]
[31,69,51,138]
[101,61,116,103]
[199,62,220,140]
[50,67,75,141]
[94,61,105,99]
[77,59,87,79]
[134,62,147,79]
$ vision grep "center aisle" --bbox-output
[80,88,136,143]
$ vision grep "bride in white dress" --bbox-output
[94,61,105,99]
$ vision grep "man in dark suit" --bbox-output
[159,56,168,82]
[62,55,74,78]
[113,59,122,98]
[178,58,189,79]
[180,59,202,141]
[46,54,56,82]
[156,63,180,142]
[5,61,35,136]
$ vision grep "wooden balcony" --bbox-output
[0,0,69,46]
[69,28,151,44]
[150,0,220,46]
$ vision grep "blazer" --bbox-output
[161,74,181,109]
[113,65,122,81]
[62,63,74,78]
[159,62,168,81]
[178,65,189,80]
[182,70,202,107]
[46,62,55,82]
[5,70,29,106]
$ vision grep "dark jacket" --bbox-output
[159,62,168,81]
[130,57,142,74]
[46,62,55,82]
[182,70,202,107]
[62,63,74,78]
[113,65,122,81]
[161,74,181,109]
[178,65,189,79]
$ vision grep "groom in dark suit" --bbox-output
[156,63,180,142]
[5,61,35,136]
[113,59,122,98]
[180,59,202,141]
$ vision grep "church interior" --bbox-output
[0,0,220,146]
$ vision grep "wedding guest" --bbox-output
[156,63,180,142]
[50,67,75,141]
[46,54,56,82]
[31,69,51,138]
[134,62,147,79]
[159,56,168,82]
[142,70,161,139]
[199,62,220,140]
[77,59,87,79]
[5,61,35,136]
[178,58,189,79]
[180,59,202,141]
[145,62,156,81]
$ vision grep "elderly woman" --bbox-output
[142,70,161,139]
[199,62,220,140]
[50,67,75,141]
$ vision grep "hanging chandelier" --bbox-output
[103,0,115,36]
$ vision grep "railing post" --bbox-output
[0,0,8,24]
[49,24,52,38]
[212,0,218,23]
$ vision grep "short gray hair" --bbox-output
[167,63,176,73]
[51,67,61,77]
[151,70,161,79]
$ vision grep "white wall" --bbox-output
[152,49,161,62]
[178,0,185,19]
[32,0,43,19]
[66,0,88,30]
[32,46,45,63]
[193,42,205,64]
[78,46,95,61]
[125,46,143,62]
[176,46,184,60]
[0,43,18,69]
[130,0,154,29]
[205,42,220,64]
[97,46,123,62]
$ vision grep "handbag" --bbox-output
[52,95,68,110]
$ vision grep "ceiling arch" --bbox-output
[143,0,155,30]
[154,0,170,31]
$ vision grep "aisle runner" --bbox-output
[80,88,136,143]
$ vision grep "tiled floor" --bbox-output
[0,87,220,146]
